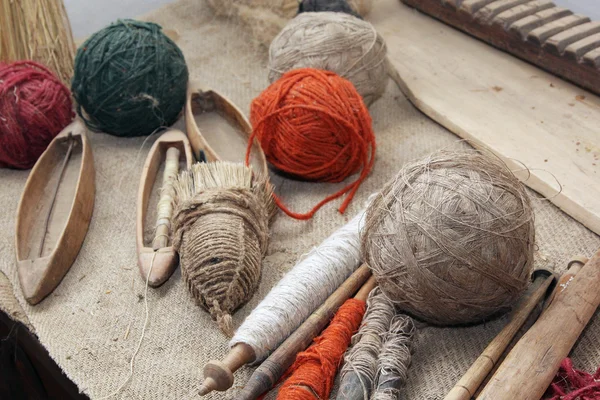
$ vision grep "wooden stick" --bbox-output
[477,249,600,400]
[544,256,588,308]
[234,264,373,400]
[472,258,589,398]
[444,268,555,400]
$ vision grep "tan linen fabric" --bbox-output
[0,1,599,398]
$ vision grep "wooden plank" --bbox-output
[543,21,600,54]
[583,46,600,67]
[372,0,600,235]
[564,32,600,60]
[494,1,556,28]
[527,14,590,45]
[509,7,573,38]
[460,0,497,15]
[475,0,531,23]
[442,0,463,7]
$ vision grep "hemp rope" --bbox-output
[231,207,366,361]
[338,287,396,399]
[372,314,416,400]
[153,147,179,249]
[172,162,275,337]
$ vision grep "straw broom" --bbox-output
[0,0,75,84]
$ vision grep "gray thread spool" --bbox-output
[337,287,395,400]
[372,314,416,399]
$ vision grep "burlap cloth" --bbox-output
[1,1,599,398]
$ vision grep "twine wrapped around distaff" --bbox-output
[363,149,535,325]
[268,12,388,106]
[172,162,275,336]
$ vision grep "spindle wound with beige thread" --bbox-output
[172,161,275,336]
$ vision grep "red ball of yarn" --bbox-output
[248,68,375,220]
[0,61,73,169]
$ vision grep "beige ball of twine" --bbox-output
[362,149,535,325]
[268,11,388,106]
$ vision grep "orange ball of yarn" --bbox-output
[248,68,375,220]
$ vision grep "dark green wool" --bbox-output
[298,0,362,18]
[71,19,189,137]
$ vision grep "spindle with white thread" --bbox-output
[198,207,367,396]
[152,147,180,250]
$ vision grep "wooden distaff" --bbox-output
[478,249,600,400]
[236,265,374,400]
[444,268,555,400]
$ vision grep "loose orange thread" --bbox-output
[276,298,367,399]
[246,68,376,220]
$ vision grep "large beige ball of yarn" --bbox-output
[268,12,388,106]
[362,150,535,326]
[206,0,373,47]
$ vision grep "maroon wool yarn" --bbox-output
[0,61,73,169]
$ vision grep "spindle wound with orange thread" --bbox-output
[247,68,375,220]
[276,298,367,399]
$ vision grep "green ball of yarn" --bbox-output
[72,19,189,137]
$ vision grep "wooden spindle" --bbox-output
[236,264,373,400]
[477,249,600,400]
[444,267,555,400]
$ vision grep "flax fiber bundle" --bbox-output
[172,162,275,336]
[363,150,535,325]
[205,0,373,48]
[269,12,388,106]
[0,0,75,84]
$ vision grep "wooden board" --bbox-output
[399,0,600,96]
[371,0,600,235]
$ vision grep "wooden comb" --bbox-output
[400,0,600,96]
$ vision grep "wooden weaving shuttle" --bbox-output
[400,0,600,96]
[137,129,193,287]
[15,119,95,305]
[185,81,268,175]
